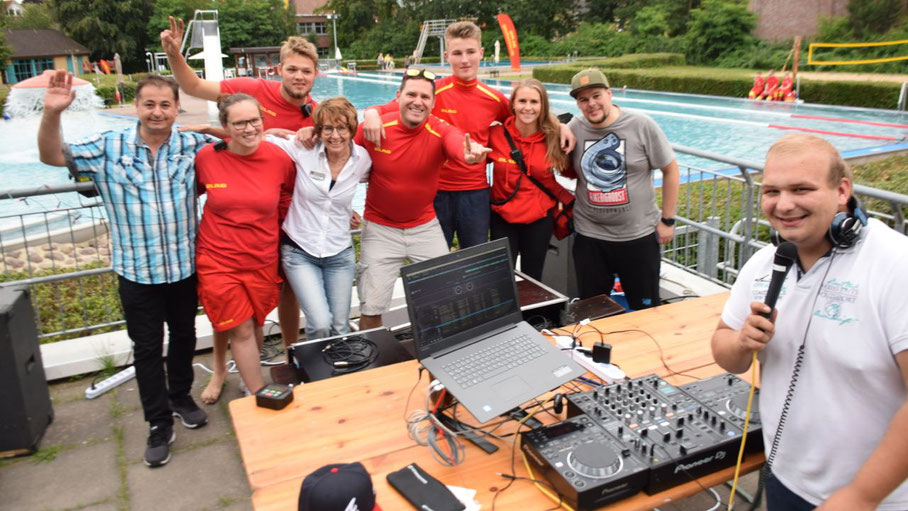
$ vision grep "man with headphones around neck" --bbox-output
[712,134,908,510]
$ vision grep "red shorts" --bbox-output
[196,251,281,332]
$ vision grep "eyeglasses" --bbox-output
[318,125,350,135]
[230,117,263,130]
[404,68,436,80]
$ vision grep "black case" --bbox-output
[386,463,465,511]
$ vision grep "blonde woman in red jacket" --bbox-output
[487,78,574,280]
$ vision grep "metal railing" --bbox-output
[663,144,908,287]
[2,149,907,341]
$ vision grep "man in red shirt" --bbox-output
[160,16,317,349]
[160,17,318,134]
[356,70,491,330]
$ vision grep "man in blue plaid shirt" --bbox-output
[38,71,216,468]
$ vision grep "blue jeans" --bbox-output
[281,242,355,340]
[766,470,816,511]
[433,189,490,249]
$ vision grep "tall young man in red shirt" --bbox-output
[356,70,491,330]
[160,16,317,357]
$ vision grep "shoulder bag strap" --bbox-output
[502,127,572,206]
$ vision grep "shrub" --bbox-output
[96,82,137,107]
[533,64,903,109]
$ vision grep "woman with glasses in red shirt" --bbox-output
[195,93,296,401]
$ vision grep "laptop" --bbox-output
[400,238,584,423]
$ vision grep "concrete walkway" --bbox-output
[0,351,262,511]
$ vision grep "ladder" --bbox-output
[414,19,455,65]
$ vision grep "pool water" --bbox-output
[2,73,905,233]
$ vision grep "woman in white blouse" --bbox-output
[268,97,371,340]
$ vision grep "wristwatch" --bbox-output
[660,217,676,227]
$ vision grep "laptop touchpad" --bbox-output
[495,376,530,398]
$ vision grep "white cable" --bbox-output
[705,487,722,511]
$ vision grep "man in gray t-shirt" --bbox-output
[566,68,679,309]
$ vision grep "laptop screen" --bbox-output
[401,239,522,359]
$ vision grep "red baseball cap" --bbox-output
[298,462,382,511]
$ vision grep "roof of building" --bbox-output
[5,29,90,58]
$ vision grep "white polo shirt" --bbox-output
[722,219,908,509]
[268,136,371,258]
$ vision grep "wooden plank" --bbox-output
[229,360,425,491]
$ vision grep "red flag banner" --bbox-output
[496,14,521,72]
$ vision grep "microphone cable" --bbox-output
[320,335,379,375]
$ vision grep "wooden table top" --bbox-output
[229,292,764,510]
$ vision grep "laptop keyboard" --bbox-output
[443,334,546,388]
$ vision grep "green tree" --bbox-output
[217,0,294,50]
[503,0,579,39]
[847,0,905,37]
[553,22,633,57]
[50,0,155,71]
[6,3,57,30]
[320,0,399,49]
[145,0,210,51]
[0,14,11,78]
[631,6,669,38]
[683,0,756,63]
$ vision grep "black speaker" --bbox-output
[0,287,53,456]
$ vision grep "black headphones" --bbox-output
[300,102,312,118]
[771,196,868,249]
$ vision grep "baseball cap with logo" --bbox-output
[570,68,610,98]
[298,462,382,511]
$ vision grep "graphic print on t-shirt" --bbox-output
[580,133,628,206]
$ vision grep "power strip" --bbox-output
[551,335,626,383]
[85,366,136,399]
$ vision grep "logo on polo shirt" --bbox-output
[373,147,391,154]
[496,157,516,164]
[440,108,457,114]
[206,183,227,189]
[262,107,277,117]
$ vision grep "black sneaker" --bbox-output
[171,396,208,429]
[144,424,175,467]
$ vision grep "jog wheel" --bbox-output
[567,442,623,479]
[726,394,760,423]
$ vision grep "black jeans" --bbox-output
[572,232,661,309]
[433,189,491,249]
[490,210,554,281]
[766,470,816,511]
[118,274,198,427]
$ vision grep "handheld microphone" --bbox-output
[760,241,798,319]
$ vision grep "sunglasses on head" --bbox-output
[404,68,436,80]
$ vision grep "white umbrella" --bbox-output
[494,40,500,64]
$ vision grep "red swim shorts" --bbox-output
[196,251,281,332]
